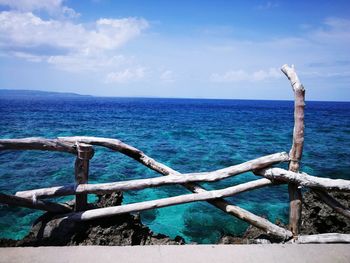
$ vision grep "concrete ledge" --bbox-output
[1,244,350,263]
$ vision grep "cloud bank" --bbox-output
[0,0,79,18]
[0,1,349,100]
[0,1,149,82]
[210,68,281,82]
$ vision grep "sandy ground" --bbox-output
[1,244,350,263]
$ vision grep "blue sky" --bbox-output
[0,0,349,101]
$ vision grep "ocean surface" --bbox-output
[0,96,349,243]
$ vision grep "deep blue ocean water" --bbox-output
[0,97,349,243]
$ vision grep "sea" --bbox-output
[0,96,349,243]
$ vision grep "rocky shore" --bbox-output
[0,192,185,247]
[1,190,349,246]
[219,190,350,244]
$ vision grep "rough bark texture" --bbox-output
[288,183,302,236]
[0,193,71,213]
[74,143,94,211]
[65,179,273,220]
[293,233,350,244]
[281,64,305,236]
[59,137,144,161]
[16,152,289,199]
[255,168,350,191]
[0,138,76,154]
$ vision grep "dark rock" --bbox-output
[218,190,350,244]
[0,192,185,246]
[218,225,283,244]
[95,192,123,208]
[218,218,287,244]
[301,190,350,235]
[0,239,17,247]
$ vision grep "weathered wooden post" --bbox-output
[74,142,94,211]
[281,64,305,236]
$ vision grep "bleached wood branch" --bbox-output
[64,178,274,221]
[206,198,291,239]
[183,152,289,178]
[16,185,75,199]
[58,137,292,239]
[255,168,350,191]
[281,64,305,93]
[281,64,305,235]
[0,138,77,154]
[293,233,350,244]
[312,189,350,219]
[1,136,292,239]
[281,64,305,92]
[60,178,285,239]
[16,152,288,199]
[74,143,94,211]
[58,136,145,162]
[0,193,71,213]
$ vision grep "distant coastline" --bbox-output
[1,89,349,103]
[0,89,92,99]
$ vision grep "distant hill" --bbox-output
[0,89,92,99]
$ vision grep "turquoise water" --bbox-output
[0,97,349,243]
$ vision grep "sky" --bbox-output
[0,0,350,101]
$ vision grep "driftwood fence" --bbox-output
[1,64,350,244]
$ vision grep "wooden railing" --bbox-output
[0,64,349,244]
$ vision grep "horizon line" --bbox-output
[1,88,350,103]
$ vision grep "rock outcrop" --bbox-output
[218,190,350,244]
[218,219,287,245]
[300,190,350,235]
[1,190,349,246]
[0,192,185,247]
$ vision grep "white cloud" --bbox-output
[1,1,349,99]
[210,68,281,82]
[0,11,85,49]
[160,70,175,83]
[312,17,350,44]
[91,18,149,49]
[205,17,350,79]
[253,68,281,81]
[0,8,149,78]
[0,11,148,52]
[11,50,132,72]
[105,67,146,83]
[323,17,350,30]
[0,0,79,18]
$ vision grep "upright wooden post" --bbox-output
[281,64,305,236]
[74,142,94,211]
